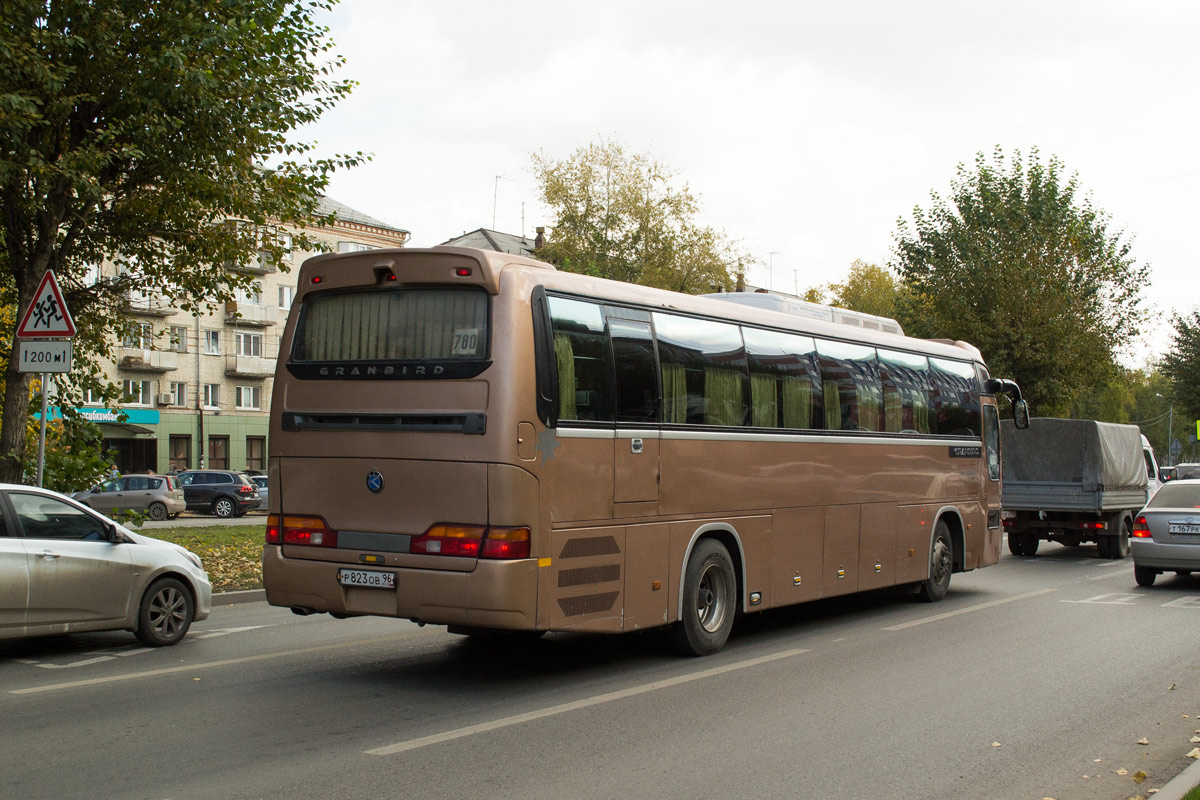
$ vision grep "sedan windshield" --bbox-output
[1146,481,1200,509]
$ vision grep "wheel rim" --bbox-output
[695,562,730,633]
[148,586,187,641]
[931,538,951,585]
[216,499,232,516]
[149,504,166,521]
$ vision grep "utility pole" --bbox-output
[1156,393,1175,466]
[768,251,780,291]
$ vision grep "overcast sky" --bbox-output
[299,0,1198,362]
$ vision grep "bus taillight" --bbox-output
[268,514,339,547]
[481,527,531,560]
[410,525,485,557]
[409,524,531,559]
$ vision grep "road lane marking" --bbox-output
[8,634,411,695]
[1088,566,1134,581]
[882,588,1056,631]
[365,647,810,756]
[1063,592,1139,605]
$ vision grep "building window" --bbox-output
[278,285,295,309]
[169,325,188,353]
[246,436,266,471]
[235,331,263,357]
[84,388,104,405]
[235,385,261,410]
[169,436,191,472]
[203,330,221,355]
[338,241,377,253]
[122,380,151,406]
[122,323,152,349]
[236,280,263,305]
[208,436,229,469]
[170,381,188,407]
[203,383,220,409]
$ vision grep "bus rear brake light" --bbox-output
[455,267,472,277]
[409,524,531,559]
[269,514,339,547]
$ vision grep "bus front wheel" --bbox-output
[918,521,953,603]
[668,538,736,656]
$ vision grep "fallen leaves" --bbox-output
[1137,738,1150,745]
[1132,770,1147,784]
[1187,747,1200,760]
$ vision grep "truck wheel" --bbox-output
[1098,519,1131,560]
[918,521,953,602]
[1008,531,1038,556]
[667,538,736,656]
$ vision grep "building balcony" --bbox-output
[223,301,276,328]
[225,354,275,377]
[125,294,175,318]
[118,349,179,373]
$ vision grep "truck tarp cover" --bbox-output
[1001,417,1147,491]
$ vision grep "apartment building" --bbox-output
[91,197,408,474]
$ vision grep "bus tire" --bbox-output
[918,521,953,603]
[668,538,736,656]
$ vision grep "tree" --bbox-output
[1162,309,1200,425]
[531,139,745,293]
[827,259,902,319]
[891,147,1148,416]
[0,0,364,482]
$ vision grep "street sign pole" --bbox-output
[36,373,49,487]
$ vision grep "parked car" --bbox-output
[1132,479,1200,586]
[0,483,211,645]
[176,470,260,517]
[251,475,269,510]
[72,474,186,521]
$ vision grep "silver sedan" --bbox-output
[0,484,212,646]
[1132,479,1200,587]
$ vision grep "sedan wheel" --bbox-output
[147,502,168,521]
[135,577,194,646]
[213,497,235,518]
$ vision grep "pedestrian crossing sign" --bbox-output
[16,270,76,338]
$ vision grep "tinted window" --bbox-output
[1146,482,1200,508]
[548,296,613,422]
[877,349,932,434]
[10,493,109,540]
[654,313,747,427]
[931,358,981,436]
[293,288,488,362]
[816,340,881,431]
[125,477,150,491]
[742,327,822,429]
[610,319,659,424]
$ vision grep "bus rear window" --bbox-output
[292,288,488,362]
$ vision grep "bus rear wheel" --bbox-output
[668,538,736,656]
[918,521,953,602]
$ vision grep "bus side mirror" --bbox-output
[1013,399,1030,429]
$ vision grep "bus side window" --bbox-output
[653,313,748,427]
[878,349,932,434]
[609,318,659,424]
[742,327,821,430]
[816,339,881,432]
[931,358,981,436]
[547,296,613,422]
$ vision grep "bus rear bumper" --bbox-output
[262,545,539,630]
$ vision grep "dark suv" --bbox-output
[177,470,260,517]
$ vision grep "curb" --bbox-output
[1153,755,1200,800]
[213,589,266,605]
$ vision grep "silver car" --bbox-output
[73,474,187,521]
[0,484,212,646]
[1132,479,1200,587]
[251,474,269,510]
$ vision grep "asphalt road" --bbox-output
[3,543,1199,800]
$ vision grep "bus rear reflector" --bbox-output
[1133,516,1151,537]
[409,524,531,559]
[267,514,339,548]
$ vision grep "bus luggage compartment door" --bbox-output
[615,431,659,506]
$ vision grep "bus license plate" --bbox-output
[1168,523,1200,535]
[338,569,396,589]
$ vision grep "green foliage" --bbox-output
[531,139,745,293]
[891,147,1148,416]
[0,0,365,482]
[1162,309,1200,425]
[1069,366,1175,461]
[827,260,902,319]
[25,400,115,494]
